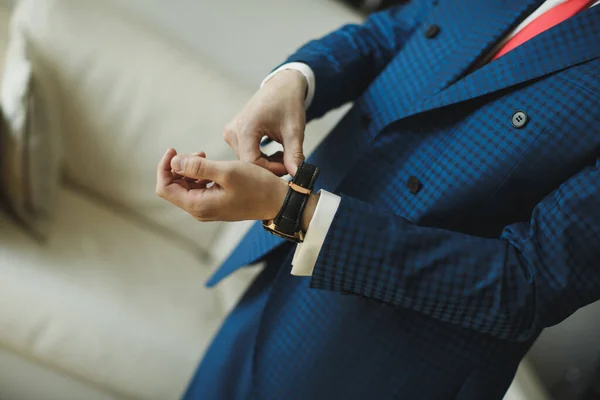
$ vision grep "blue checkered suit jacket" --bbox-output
[201,0,600,398]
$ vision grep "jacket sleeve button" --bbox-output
[407,176,421,194]
[425,24,441,39]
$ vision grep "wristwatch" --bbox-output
[262,161,320,243]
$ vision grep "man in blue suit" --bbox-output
[156,0,600,398]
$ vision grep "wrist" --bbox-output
[264,69,308,101]
[265,179,318,233]
[262,162,319,242]
[265,178,290,220]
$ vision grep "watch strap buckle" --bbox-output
[288,180,312,195]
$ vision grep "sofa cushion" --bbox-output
[14,0,253,255]
[0,2,63,238]
[0,6,8,77]
[0,346,119,400]
[0,186,226,400]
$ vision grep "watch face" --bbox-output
[262,220,304,243]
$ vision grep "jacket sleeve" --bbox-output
[283,1,434,121]
[310,160,600,342]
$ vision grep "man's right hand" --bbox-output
[223,69,308,177]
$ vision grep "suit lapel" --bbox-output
[410,3,600,118]
[423,0,543,96]
[370,0,542,133]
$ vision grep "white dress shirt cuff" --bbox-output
[291,190,341,276]
[261,62,315,110]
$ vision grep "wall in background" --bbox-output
[102,0,362,91]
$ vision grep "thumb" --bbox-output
[282,134,305,176]
[171,155,224,182]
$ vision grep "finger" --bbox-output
[157,148,177,187]
[173,152,206,179]
[265,151,287,176]
[173,178,210,191]
[257,150,288,175]
[159,148,177,172]
[238,133,263,164]
[157,178,189,208]
[173,178,191,191]
[177,178,211,189]
[171,154,226,182]
[255,151,288,176]
[223,128,239,157]
[237,134,284,174]
[266,150,284,164]
[282,131,305,176]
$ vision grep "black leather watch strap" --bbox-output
[269,162,319,239]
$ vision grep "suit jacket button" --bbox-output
[511,110,529,128]
[425,24,440,39]
[407,176,421,194]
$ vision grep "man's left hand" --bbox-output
[156,148,290,222]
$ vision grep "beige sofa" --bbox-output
[0,0,550,399]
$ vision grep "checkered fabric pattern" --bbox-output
[201,0,600,398]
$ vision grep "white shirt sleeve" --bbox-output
[261,62,315,110]
[291,190,341,276]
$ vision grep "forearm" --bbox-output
[304,164,600,342]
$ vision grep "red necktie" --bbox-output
[491,0,594,61]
